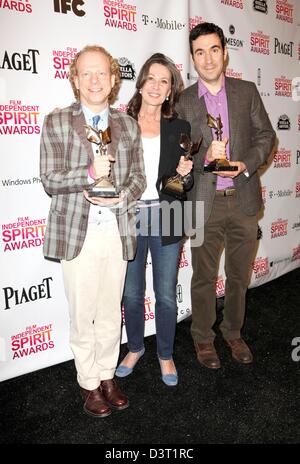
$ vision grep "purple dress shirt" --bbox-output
[198,76,234,190]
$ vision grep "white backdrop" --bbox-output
[1,0,299,381]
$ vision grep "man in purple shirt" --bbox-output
[177,22,275,369]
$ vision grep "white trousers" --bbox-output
[61,225,127,390]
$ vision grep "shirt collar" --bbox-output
[198,74,225,98]
[81,103,109,125]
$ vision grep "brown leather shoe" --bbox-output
[100,379,129,410]
[226,338,253,364]
[194,341,221,369]
[80,387,112,418]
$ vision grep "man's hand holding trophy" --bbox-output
[84,124,123,206]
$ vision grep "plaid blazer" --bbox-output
[177,77,276,227]
[40,102,146,261]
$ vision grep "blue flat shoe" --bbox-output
[158,357,178,386]
[115,348,145,378]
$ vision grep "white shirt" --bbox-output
[81,104,117,229]
[140,135,160,201]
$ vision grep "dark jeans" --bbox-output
[123,204,181,359]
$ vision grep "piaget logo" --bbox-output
[274,38,294,57]
[2,277,53,310]
[0,48,39,73]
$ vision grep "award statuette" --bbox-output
[204,114,238,172]
[85,125,119,198]
[161,133,202,200]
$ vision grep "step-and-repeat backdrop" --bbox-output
[1,0,299,381]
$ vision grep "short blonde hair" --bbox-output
[69,45,121,104]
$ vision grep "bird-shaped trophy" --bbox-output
[161,133,202,200]
[204,114,238,172]
[85,124,119,197]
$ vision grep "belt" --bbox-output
[215,188,236,197]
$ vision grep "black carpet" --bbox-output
[0,268,299,445]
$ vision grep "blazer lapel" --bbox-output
[225,77,239,159]
[72,103,94,161]
[197,96,213,146]
[107,112,122,185]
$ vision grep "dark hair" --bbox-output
[127,53,184,121]
[69,45,121,104]
[189,22,226,55]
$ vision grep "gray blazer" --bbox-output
[40,102,146,261]
[177,77,276,226]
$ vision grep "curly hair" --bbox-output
[127,53,184,121]
[69,45,121,104]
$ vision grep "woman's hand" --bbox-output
[176,156,193,176]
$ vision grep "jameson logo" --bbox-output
[0,49,39,73]
[253,0,268,13]
[226,25,244,49]
[277,114,291,130]
[118,57,136,80]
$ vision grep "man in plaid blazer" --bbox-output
[40,45,146,418]
[177,23,275,369]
